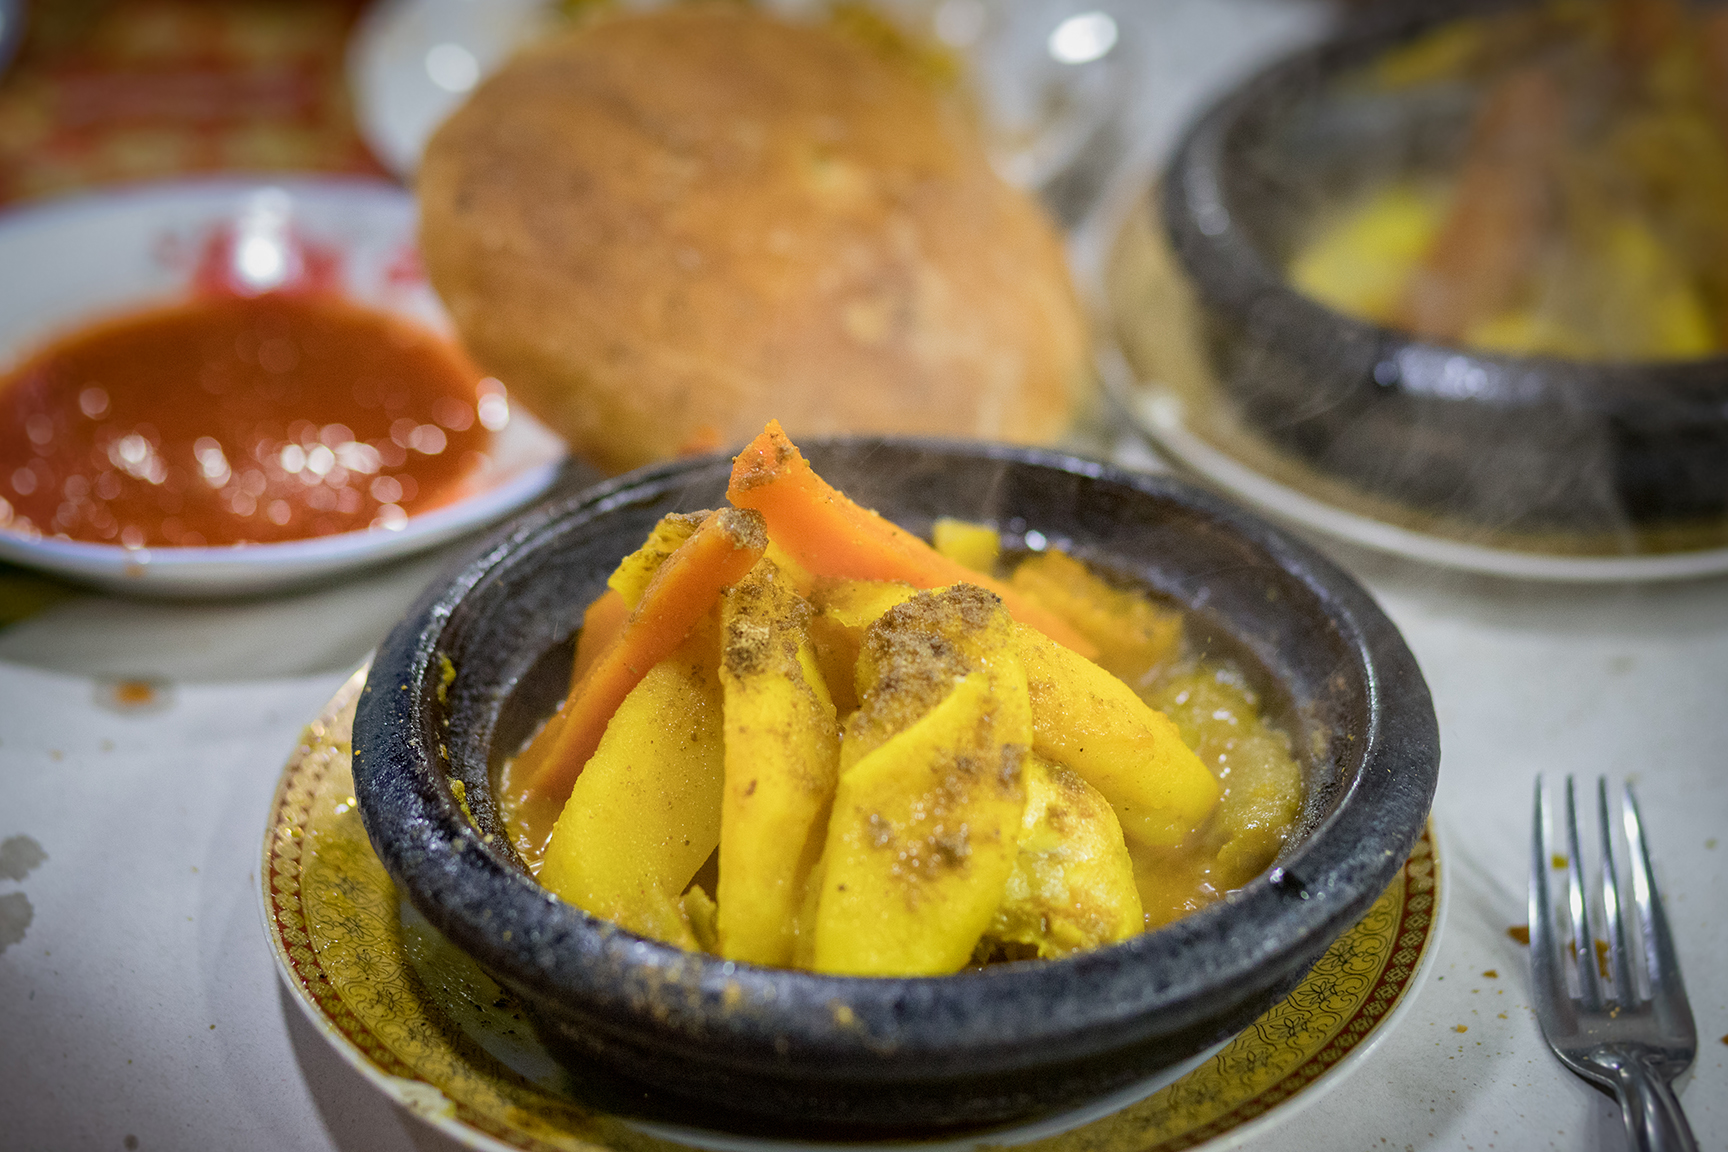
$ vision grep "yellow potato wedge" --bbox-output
[1009,550,1183,684]
[1016,623,1219,848]
[538,621,725,950]
[806,578,918,716]
[841,583,1023,772]
[608,511,706,607]
[813,586,1032,975]
[716,560,842,966]
[931,517,1001,574]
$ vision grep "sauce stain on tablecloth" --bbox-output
[94,679,176,714]
[0,834,46,954]
[0,892,32,953]
[0,833,46,880]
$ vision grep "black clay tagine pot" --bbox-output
[350,439,1439,1137]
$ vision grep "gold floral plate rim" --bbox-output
[260,667,1444,1152]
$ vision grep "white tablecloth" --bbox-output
[3,442,1723,1152]
[2,3,1724,1148]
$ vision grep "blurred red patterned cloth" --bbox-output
[0,0,390,206]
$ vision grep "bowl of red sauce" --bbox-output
[0,177,567,595]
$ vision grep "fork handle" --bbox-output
[1608,1049,1698,1152]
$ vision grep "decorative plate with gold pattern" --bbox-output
[262,668,1443,1152]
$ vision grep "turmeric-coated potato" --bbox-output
[805,578,917,715]
[539,623,725,949]
[1010,550,1183,684]
[841,583,1022,770]
[608,511,706,607]
[813,586,1032,975]
[716,560,841,966]
[814,674,1030,974]
[930,517,1001,574]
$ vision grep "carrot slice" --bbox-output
[726,421,1099,658]
[1393,68,1562,342]
[1705,8,1728,343]
[517,506,768,803]
[570,589,628,683]
[1707,7,1728,147]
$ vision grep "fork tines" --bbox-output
[1530,776,1693,1028]
[1529,775,1699,1149]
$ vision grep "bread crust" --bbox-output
[418,4,1089,474]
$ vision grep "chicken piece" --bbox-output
[983,755,1144,959]
[1148,666,1303,889]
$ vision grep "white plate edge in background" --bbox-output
[1099,348,1728,585]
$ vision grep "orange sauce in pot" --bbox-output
[0,294,500,548]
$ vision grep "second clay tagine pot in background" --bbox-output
[1119,2,1728,547]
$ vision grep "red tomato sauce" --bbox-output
[0,294,498,548]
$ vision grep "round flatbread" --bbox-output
[418,4,1090,473]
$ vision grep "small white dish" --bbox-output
[347,0,552,179]
[0,177,566,597]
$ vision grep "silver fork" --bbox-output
[1530,776,1699,1151]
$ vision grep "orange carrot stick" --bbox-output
[1705,8,1728,154]
[726,421,1099,659]
[517,506,767,803]
[570,589,628,683]
[1703,8,1728,343]
[1395,67,1563,343]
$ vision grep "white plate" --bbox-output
[0,177,567,596]
[346,0,1138,196]
[346,0,553,179]
[1100,348,1728,584]
[265,669,1446,1152]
